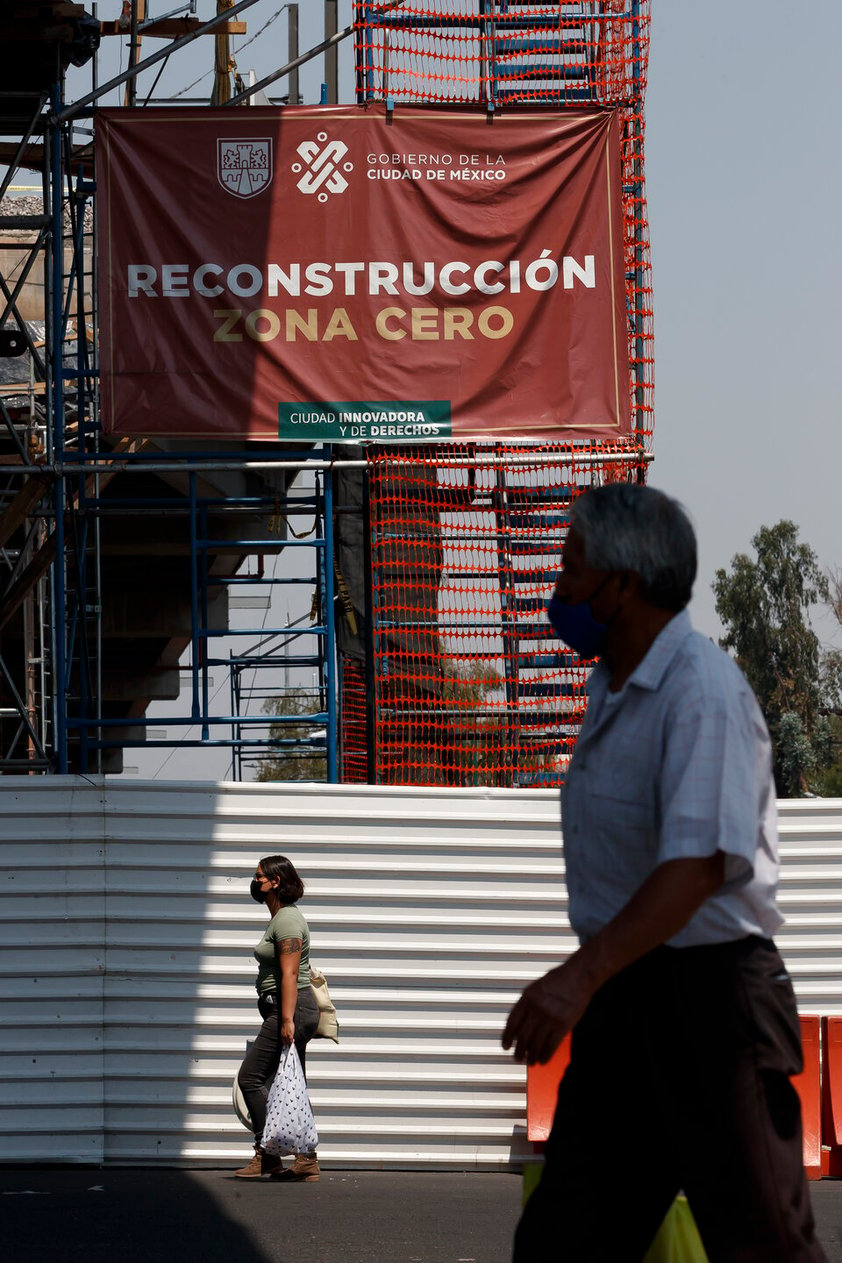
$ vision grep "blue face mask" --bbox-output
[547,576,613,659]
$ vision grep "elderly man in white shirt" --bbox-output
[503,483,826,1263]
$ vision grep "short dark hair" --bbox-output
[259,855,305,904]
[570,483,697,611]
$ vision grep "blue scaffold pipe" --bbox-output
[322,446,338,782]
[51,87,68,774]
[189,473,201,724]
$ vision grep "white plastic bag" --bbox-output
[262,1044,319,1157]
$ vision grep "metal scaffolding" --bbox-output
[0,1,651,784]
[0,1,344,778]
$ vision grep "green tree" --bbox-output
[814,568,842,795]
[713,520,833,796]
[440,659,557,786]
[440,659,508,785]
[255,661,558,787]
[256,689,327,782]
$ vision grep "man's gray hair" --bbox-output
[570,483,697,611]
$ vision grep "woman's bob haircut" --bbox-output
[259,855,305,904]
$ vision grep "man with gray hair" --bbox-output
[503,483,826,1261]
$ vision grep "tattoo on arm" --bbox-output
[278,937,302,955]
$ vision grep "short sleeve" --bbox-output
[267,906,304,945]
[657,680,767,890]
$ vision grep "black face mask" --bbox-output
[250,879,267,904]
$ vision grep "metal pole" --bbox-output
[88,141,104,772]
[479,0,498,110]
[0,93,48,205]
[363,4,375,102]
[23,552,36,768]
[229,654,240,779]
[92,2,99,93]
[49,88,67,772]
[67,149,89,773]
[200,499,210,741]
[322,449,338,782]
[631,0,646,481]
[493,454,518,785]
[76,511,90,773]
[7,449,653,478]
[226,21,354,106]
[189,472,201,722]
[325,0,338,104]
[362,459,377,783]
[54,0,264,122]
[288,4,299,105]
[127,0,139,106]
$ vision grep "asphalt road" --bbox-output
[2,1168,842,1262]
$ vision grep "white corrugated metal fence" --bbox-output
[1,779,841,1167]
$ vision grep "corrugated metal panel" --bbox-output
[1,779,841,1168]
[776,799,842,1012]
[0,780,107,1163]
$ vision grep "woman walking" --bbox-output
[235,855,321,1181]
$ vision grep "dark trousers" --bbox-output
[514,937,827,1263]
[237,987,320,1147]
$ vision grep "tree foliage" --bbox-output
[713,520,835,796]
[440,659,505,784]
[256,689,327,782]
[434,659,560,786]
[255,661,557,787]
[816,567,842,795]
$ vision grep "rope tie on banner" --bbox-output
[334,558,359,638]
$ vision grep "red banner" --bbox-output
[97,105,629,443]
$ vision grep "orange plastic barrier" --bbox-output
[793,1015,822,1179]
[525,1034,572,1145]
[821,1016,842,1177]
[524,1018,822,1179]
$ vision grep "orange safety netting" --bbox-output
[340,2,653,786]
[340,654,369,782]
[338,443,646,787]
[354,2,649,108]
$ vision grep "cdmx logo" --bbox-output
[292,132,354,202]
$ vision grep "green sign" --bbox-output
[278,401,452,443]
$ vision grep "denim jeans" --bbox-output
[237,986,320,1147]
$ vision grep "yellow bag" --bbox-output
[521,1161,543,1207]
[521,1165,707,1262]
[643,1196,708,1263]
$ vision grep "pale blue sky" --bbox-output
[645,2,842,640]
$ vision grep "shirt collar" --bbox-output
[585,607,694,697]
[627,607,694,691]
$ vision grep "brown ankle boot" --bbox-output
[234,1145,283,1179]
[270,1152,320,1182]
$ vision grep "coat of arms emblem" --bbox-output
[217,138,273,198]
